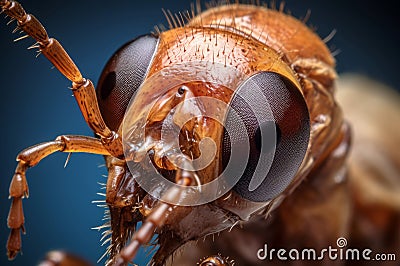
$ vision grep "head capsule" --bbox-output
[95,20,312,264]
[118,60,309,209]
[95,25,311,214]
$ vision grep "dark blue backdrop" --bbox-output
[0,1,399,265]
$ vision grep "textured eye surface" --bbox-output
[223,72,310,202]
[96,34,158,130]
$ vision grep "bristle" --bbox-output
[183,10,192,23]
[161,8,174,29]
[101,236,112,247]
[176,12,184,27]
[229,220,239,232]
[331,49,341,57]
[97,246,111,264]
[7,17,15,25]
[92,222,110,231]
[102,215,111,221]
[63,153,72,168]
[13,34,29,42]
[27,43,39,50]
[167,9,178,28]
[302,9,311,23]
[196,0,202,15]
[100,230,112,242]
[183,10,191,25]
[11,25,20,33]
[270,0,277,10]
[92,199,106,203]
[204,1,212,9]
[279,1,285,12]
[153,25,162,36]
[323,29,337,43]
[190,2,196,19]
[159,23,167,32]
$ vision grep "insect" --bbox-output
[1,1,399,266]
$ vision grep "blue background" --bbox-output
[0,1,398,265]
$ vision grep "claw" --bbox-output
[7,228,21,260]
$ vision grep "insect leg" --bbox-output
[113,169,194,266]
[7,135,109,259]
[0,0,123,157]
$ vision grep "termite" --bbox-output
[1,1,399,266]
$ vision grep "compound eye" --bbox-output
[96,34,159,130]
[222,72,310,202]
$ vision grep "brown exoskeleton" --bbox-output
[2,1,399,266]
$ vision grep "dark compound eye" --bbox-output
[222,72,310,202]
[96,34,159,130]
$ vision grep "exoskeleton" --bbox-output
[1,1,399,266]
